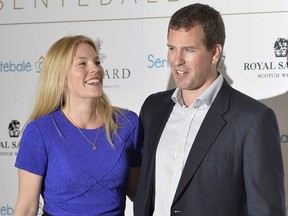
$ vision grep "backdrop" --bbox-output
[0,0,288,215]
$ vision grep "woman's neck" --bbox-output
[62,106,100,129]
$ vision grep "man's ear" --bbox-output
[212,44,223,65]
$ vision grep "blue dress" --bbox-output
[15,109,142,216]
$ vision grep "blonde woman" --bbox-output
[14,35,142,216]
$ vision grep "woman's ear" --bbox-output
[212,44,223,65]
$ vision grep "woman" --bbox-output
[14,35,142,216]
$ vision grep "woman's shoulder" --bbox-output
[114,108,139,126]
[28,109,61,128]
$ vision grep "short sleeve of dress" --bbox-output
[15,121,48,176]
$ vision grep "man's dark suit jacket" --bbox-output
[134,80,286,216]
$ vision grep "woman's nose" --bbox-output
[90,63,100,73]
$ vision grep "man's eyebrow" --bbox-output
[167,44,196,49]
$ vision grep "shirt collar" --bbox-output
[171,74,224,108]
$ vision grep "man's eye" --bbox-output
[168,47,177,54]
[184,48,194,52]
[95,61,101,65]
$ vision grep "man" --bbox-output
[134,3,286,216]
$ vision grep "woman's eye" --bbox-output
[79,62,87,66]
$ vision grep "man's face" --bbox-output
[167,25,220,94]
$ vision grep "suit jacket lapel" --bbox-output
[147,90,175,158]
[173,81,232,204]
[140,89,175,209]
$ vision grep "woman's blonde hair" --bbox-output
[28,35,119,145]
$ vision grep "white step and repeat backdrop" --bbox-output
[0,0,288,215]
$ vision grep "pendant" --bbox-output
[93,144,97,150]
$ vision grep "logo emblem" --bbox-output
[95,38,107,63]
[8,120,20,138]
[35,56,44,73]
[274,38,288,57]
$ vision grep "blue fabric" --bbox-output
[15,109,142,216]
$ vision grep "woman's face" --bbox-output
[65,42,104,103]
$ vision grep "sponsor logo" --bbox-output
[0,0,180,11]
[35,56,44,73]
[0,204,14,216]
[147,54,169,69]
[0,59,39,73]
[243,37,288,79]
[103,67,131,90]
[0,61,32,72]
[0,202,43,215]
[218,55,226,72]
[95,38,107,63]
[281,133,288,144]
[146,54,226,70]
[274,38,288,58]
[0,38,133,91]
[95,38,132,89]
[0,120,20,157]
[104,68,131,79]
[8,120,20,138]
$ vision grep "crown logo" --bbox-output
[95,38,107,63]
[8,120,20,138]
[274,38,288,57]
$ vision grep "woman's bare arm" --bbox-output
[14,169,43,216]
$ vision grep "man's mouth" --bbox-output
[176,70,188,76]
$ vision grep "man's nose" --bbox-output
[172,51,185,66]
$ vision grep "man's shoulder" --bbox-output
[220,80,268,110]
[145,89,175,103]
[230,87,268,110]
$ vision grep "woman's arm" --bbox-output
[126,166,141,202]
[14,169,43,216]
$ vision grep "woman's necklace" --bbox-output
[64,111,99,151]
